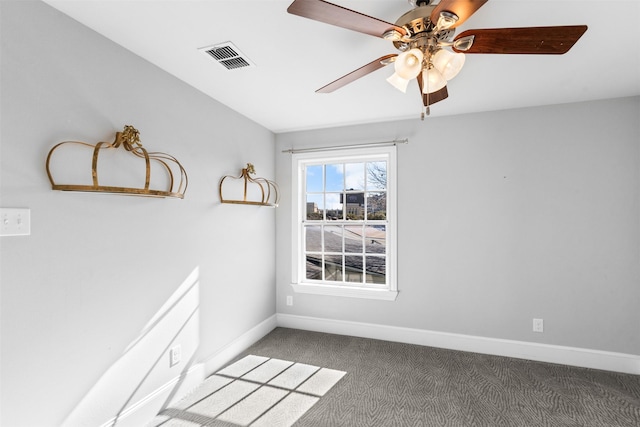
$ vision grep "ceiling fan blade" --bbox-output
[453,25,588,54]
[288,0,407,38]
[317,54,397,93]
[417,74,448,106]
[430,0,488,29]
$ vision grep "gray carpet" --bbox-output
[155,327,640,426]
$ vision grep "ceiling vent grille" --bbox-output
[200,42,255,70]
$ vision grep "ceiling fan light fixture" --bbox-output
[394,48,424,80]
[286,0,588,113]
[387,72,410,93]
[422,67,447,94]
[432,49,465,80]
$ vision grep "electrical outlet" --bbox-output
[286,296,293,306]
[170,345,181,367]
[533,318,544,333]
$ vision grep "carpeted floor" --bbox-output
[153,327,640,426]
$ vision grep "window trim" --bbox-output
[290,146,398,300]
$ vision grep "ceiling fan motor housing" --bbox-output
[393,5,455,52]
[409,0,434,6]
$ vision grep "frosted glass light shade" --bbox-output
[394,48,424,80]
[422,67,447,93]
[387,72,410,93]
[432,49,465,80]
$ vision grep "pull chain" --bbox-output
[422,63,431,121]
[421,105,431,121]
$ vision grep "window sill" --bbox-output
[291,283,398,301]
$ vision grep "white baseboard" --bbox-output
[202,314,278,376]
[101,314,278,427]
[276,313,640,375]
[100,363,206,427]
[108,311,637,427]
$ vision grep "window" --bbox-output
[291,146,397,300]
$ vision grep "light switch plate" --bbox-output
[1,208,31,236]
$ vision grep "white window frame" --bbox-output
[290,146,398,300]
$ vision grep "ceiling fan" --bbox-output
[287,0,588,118]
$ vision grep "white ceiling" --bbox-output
[43,0,640,133]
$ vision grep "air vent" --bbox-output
[200,42,255,70]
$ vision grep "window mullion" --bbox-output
[361,224,366,285]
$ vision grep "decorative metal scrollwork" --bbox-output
[46,125,188,198]
[219,163,279,207]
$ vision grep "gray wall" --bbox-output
[1,2,276,426]
[2,1,639,425]
[275,96,640,356]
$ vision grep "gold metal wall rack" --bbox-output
[219,163,279,207]
[46,125,188,198]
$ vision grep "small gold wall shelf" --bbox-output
[46,125,188,198]
[219,163,279,207]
